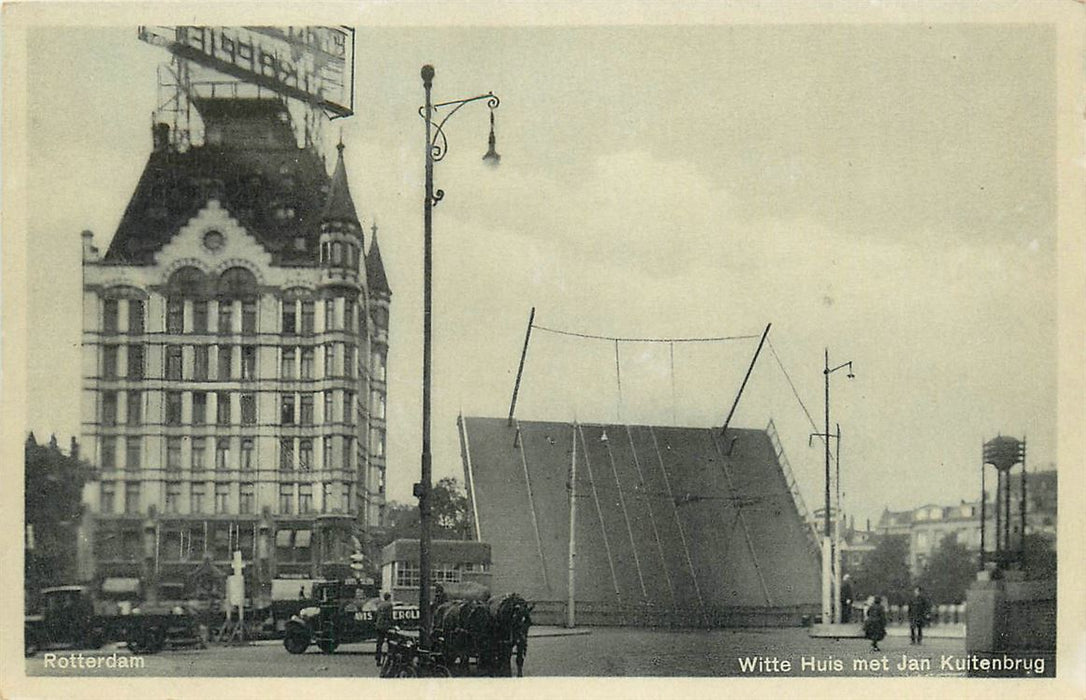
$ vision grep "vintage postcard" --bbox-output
[2,2,1083,699]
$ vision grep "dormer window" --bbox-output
[294,236,306,251]
[274,205,296,221]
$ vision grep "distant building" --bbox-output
[77,97,391,605]
[380,539,492,604]
[874,469,1056,576]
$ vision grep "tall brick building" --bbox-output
[77,96,391,604]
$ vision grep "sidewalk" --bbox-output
[529,626,592,638]
[809,623,966,639]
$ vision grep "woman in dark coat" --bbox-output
[864,596,888,651]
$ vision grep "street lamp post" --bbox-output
[823,349,853,624]
[416,64,500,649]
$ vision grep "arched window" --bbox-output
[167,266,209,298]
[217,266,259,300]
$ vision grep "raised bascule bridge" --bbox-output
[456,317,823,628]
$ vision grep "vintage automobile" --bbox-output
[282,580,419,654]
[24,584,201,656]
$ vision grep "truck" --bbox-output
[24,584,202,656]
[282,579,419,654]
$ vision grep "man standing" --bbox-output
[839,574,854,623]
[374,592,394,666]
[908,586,931,645]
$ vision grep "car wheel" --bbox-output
[283,630,310,655]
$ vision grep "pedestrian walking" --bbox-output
[863,596,887,652]
[374,593,394,667]
[908,586,931,645]
[840,574,854,623]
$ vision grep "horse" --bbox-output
[487,593,534,677]
[433,599,493,674]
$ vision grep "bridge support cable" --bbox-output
[720,323,771,439]
[514,419,551,596]
[577,423,622,601]
[709,431,774,607]
[648,426,708,625]
[457,415,483,541]
[507,307,535,426]
[767,418,821,557]
[603,434,648,600]
[626,425,677,610]
[613,340,623,422]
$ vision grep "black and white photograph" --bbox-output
[2,2,1083,697]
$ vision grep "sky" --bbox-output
[19,19,1060,530]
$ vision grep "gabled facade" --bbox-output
[77,98,391,604]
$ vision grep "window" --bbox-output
[342,482,353,512]
[324,299,335,331]
[217,391,232,425]
[432,564,462,584]
[395,562,421,588]
[343,391,354,423]
[100,482,115,514]
[343,298,355,332]
[167,437,182,471]
[193,300,208,333]
[127,390,142,426]
[345,345,355,378]
[344,437,354,470]
[103,345,119,378]
[240,439,254,470]
[301,301,314,334]
[242,300,257,334]
[323,482,335,512]
[299,439,312,471]
[124,482,141,514]
[166,345,183,380]
[332,242,343,266]
[298,484,313,514]
[193,346,209,380]
[126,437,141,471]
[282,301,297,335]
[127,344,144,380]
[372,350,386,381]
[281,394,295,425]
[218,300,234,334]
[280,438,294,470]
[239,483,254,514]
[101,436,117,471]
[192,437,206,471]
[281,348,296,379]
[240,393,256,425]
[278,484,294,514]
[300,394,314,426]
[165,391,183,425]
[242,345,256,380]
[218,345,233,380]
[102,391,118,426]
[324,391,334,424]
[215,438,230,470]
[128,300,144,335]
[323,436,333,470]
[190,483,205,514]
[103,299,119,334]
[165,482,182,514]
[193,391,207,425]
[167,298,184,333]
[214,483,230,514]
[324,344,335,377]
[372,392,386,421]
[370,428,385,458]
[301,348,314,379]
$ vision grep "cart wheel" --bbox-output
[283,630,309,654]
[425,663,452,678]
[393,663,417,678]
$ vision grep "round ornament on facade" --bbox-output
[202,230,225,252]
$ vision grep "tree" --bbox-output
[917,534,977,604]
[25,433,88,603]
[852,534,912,606]
[1020,533,1056,581]
[381,477,471,544]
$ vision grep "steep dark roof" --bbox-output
[322,143,360,226]
[365,230,391,296]
[104,98,332,265]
